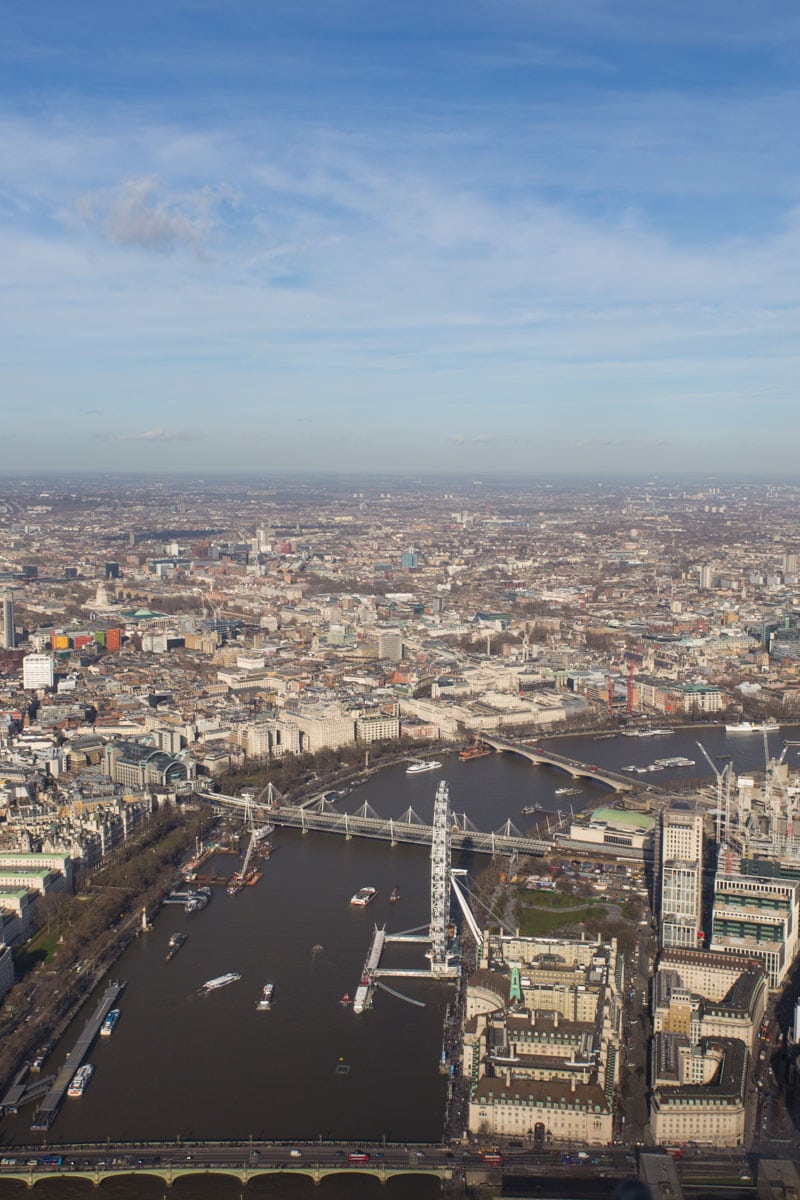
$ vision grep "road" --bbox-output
[0,1142,640,1184]
[617,922,653,1145]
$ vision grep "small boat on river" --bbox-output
[256,983,274,1010]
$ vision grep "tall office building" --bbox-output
[22,653,54,690]
[660,804,704,949]
[1,591,14,649]
[377,629,403,661]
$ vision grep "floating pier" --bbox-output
[352,925,386,1014]
[374,967,436,978]
[30,979,125,1131]
[0,1064,56,1116]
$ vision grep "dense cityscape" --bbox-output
[0,474,799,1198]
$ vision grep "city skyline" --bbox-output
[2,2,800,475]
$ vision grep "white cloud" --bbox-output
[75,177,234,253]
[2,83,800,473]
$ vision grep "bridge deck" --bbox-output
[199,794,552,856]
[481,735,653,793]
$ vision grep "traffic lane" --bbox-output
[12,1147,638,1175]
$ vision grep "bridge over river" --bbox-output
[0,1141,643,1189]
[197,792,553,857]
[480,734,661,794]
[0,1146,456,1188]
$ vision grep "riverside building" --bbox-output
[464,934,619,1145]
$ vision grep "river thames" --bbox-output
[0,724,796,1198]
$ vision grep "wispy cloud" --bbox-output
[94,428,206,443]
[575,437,671,448]
[75,177,234,254]
[449,433,511,446]
[2,2,800,473]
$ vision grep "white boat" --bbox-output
[185,886,211,913]
[725,721,779,734]
[350,886,377,907]
[67,1064,94,1097]
[256,983,274,1010]
[100,1008,120,1036]
[406,760,442,775]
[353,984,369,1014]
[654,757,696,768]
[202,972,241,991]
[554,787,582,796]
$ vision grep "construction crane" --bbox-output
[234,821,273,885]
[778,744,800,857]
[696,742,733,851]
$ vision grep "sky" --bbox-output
[1,1,800,477]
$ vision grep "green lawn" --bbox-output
[518,889,593,909]
[12,929,59,973]
[518,903,607,937]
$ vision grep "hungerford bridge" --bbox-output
[197,784,553,857]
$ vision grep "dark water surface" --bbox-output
[1,724,795,1197]
[0,1177,446,1200]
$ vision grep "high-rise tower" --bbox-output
[660,803,704,949]
[1,591,14,649]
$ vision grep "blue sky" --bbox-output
[2,1,799,476]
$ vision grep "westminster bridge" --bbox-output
[0,1140,643,1189]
